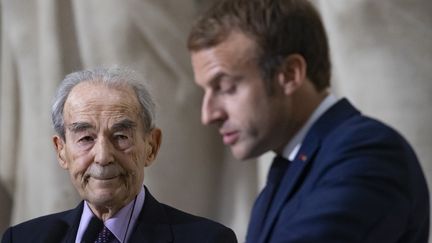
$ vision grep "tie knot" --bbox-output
[267,156,289,185]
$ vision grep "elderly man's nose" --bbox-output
[94,138,114,165]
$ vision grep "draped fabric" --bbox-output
[1,0,431,241]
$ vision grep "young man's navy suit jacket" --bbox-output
[251,98,429,243]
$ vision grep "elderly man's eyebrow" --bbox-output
[67,122,94,133]
[111,119,137,132]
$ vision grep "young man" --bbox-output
[187,0,429,242]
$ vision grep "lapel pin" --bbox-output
[299,154,308,162]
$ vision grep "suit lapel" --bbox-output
[129,187,173,243]
[258,99,361,243]
[258,136,320,243]
[59,202,83,243]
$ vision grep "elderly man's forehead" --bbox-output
[72,79,135,94]
[67,81,138,102]
[64,81,141,116]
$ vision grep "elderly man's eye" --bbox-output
[114,134,129,140]
[112,133,133,150]
[78,136,94,143]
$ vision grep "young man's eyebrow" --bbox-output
[67,122,94,133]
[208,72,243,88]
[111,119,137,132]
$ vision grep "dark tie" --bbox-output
[94,225,116,243]
[246,155,289,243]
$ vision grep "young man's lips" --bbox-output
[222,131,239,145]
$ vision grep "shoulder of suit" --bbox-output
[5,201,83,234]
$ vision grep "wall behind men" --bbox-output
[0,0,431,241]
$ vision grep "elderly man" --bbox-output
[187,0,429,242]
[1,67,237,243]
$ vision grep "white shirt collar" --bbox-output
[282,94,339,161]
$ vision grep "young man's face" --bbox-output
[53,82,161,210]
[191,31,290,160]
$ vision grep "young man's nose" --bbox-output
[201,95,226,125]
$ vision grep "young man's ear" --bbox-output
[144,128,162,167]
[53,135,68,169]
[277,54,307,95]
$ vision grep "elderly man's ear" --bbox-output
[53,136,68,169]
[144,128,162,167]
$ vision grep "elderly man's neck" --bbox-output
[88,201,129,221]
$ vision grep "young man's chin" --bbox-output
[231,145,255,161]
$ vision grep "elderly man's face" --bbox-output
[53,82,161,210]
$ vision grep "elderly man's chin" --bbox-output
[83,179,131,206]
[86,189,128,207]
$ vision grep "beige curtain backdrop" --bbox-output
[0,0,431,242]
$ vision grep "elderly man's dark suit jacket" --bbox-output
[1,187,237,243]
[248,99,429,243]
